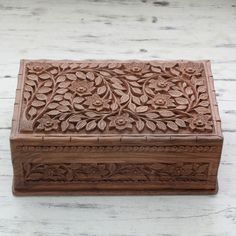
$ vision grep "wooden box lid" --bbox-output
[11,60,222,144]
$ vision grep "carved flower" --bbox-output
[148,77,174,92]
[68,80,94,96]
[27,62,51,74]
[188,114,213,131]
[84,94,110,111]
[36,115,59,131]
[108,113,134,130]
[147,93,175,109]
[124,62,150,74]
[180,62,203,77]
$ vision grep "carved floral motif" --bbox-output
[23,162,210,183]
[21,61,213,133]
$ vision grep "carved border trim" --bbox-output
[23,162,210,183]
[17,145,218,153]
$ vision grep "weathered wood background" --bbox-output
[0,0,236,235]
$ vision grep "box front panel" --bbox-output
[12,144,221,195]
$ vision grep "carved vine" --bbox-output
[21,61,213,133]
[23,162,210,183]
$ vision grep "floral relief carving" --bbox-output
[23,162,210,183]
[21,61,214,134]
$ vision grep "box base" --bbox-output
[13,181,218,196]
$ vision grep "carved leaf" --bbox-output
[131,87,142,95]
[175,97,188,105]
[135,120,145,132]
[145,87,155,96]
[125,75,139,81]
[110,77,122,84]
[136,106,148,113]
[60,63,69,69]
[26,80,36,87]
[140,94,148,103]
[199,93,208,100]
[129,81,141,87]
[146,120,156,131]
[56,75,66,83]
[100,71,110,77]
[39,73,50,80]
[167,121,179,131]
[44,81,53,87]
[25,85,33,92]
[120,94,129,104]
[59,113,67,121]
[60,100,70,106]
[48,103,59,109]
[86,72,95,80]
[143,73,154,78]
[97,86,107,95]
[170,68,180,76]
[112,83,125,90]
[38,87,52,94]
[28,107,37,118]
[114,89,125,96]
[69,115,81,122]
[128,103,136,112]
[61,121,69,132]
[86,120,97,131]
[151,66,161,73]
[36,94,47,101]
[66,74,77,81]
[95,76,103,85]
[56,89,68,94]
[74,103,84,110]
[27,74,38,81]
[85,111,98,117]
[75,71,86,79]
[175,118,186,127]
[185,87,193,95]
[197,164,209,174]
[57,106,69,112]
[32,100,45,107]
[145,113,159,119]
[73,97,84,103]
[59,82,70,88]
[168,90,183,97]
[113,69,125,75]
[158,110,174,117]
[76,120,87,130]
[194,107,210,114]
[197,86,206,93]
[176,105,187,110]
[198,101,209,107]
[98,119,106,131]
[53,95,63,101]
[24,92,31,100]
[156,121,167,131]
[47,110,61,115]
[111,103,118,111]
[132,96,141,105]
[64,92,72,100]
[50,69,58,75]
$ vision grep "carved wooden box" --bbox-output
[10,60,223,195]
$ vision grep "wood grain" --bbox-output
[0,0,236,235]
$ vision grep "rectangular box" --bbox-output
[10,60,223,195]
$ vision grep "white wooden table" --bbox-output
[0,0,236,235]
